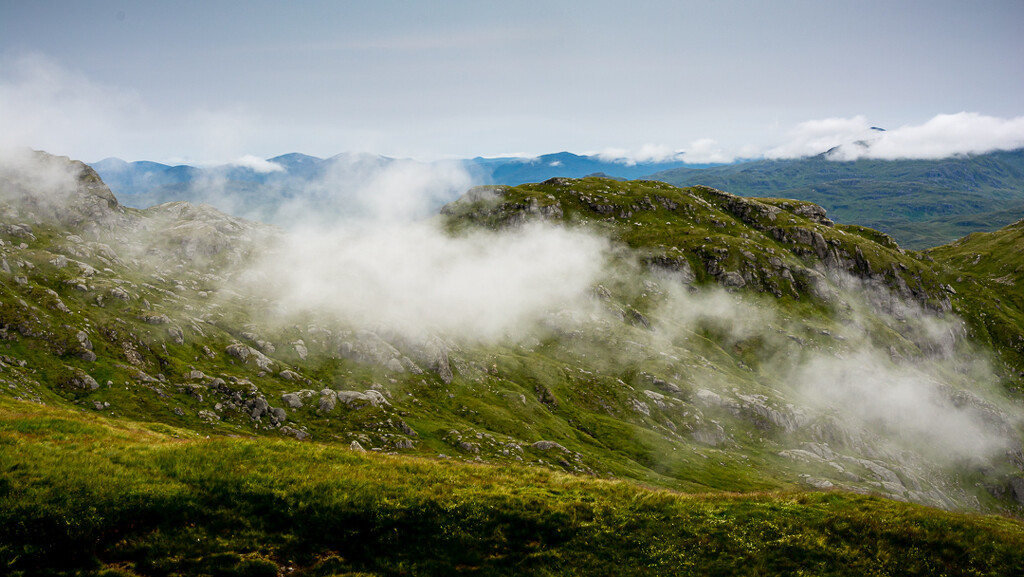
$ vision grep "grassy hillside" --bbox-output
[647,149,1024,249]
[4,396,1024,576]
[4,152,1024,574]
[927,219,1024,383]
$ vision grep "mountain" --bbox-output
[646,149,1024,249]
[4,150,1024,575]
[472,151,706,185]
[88,152,704,225]
[92,149,1024,249]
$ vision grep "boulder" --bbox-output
[281,393,303,409]
[531,440,568,452]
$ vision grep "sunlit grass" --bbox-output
[3,397,1024,576]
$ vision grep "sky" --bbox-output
[1,0,1023,165]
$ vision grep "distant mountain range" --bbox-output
[91,148,1024,248]
[90,152,705,227]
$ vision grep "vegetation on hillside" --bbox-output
[647,149,1024,249]
[3,151,1024,574]
[4,396,1024,576]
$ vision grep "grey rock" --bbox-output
[249,397,270,419]
[1009,477,1024,507]
[531,440,568,452]
[720,271,746,289]
[281,393,303,408]
[694,389,722,407]
[336,390,373,408]
[364,389,390,406]
[141,313,171,325]
[802,477,835,490]
[280,426,308,440]
[225,343,251,361]
[67,367,99,390]
[631,398,650,416]
[109,287,131,301]
[692,422,728,446]
[167,326,185,345]
[318,390,337,413]
[642,390,668,410]
[225,343,274,371]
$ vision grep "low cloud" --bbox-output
[229,155,285,173]
[594,144,685,165]
[243,221,609,341]
[594,141,737,165]
[764,116,876,159]
[766,113,1024,160]
[680,138,736,164]
[277,156,474,228]
[791,350,1011,462]
[174,154,475,230]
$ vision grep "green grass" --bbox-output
[3,396,1024,576]
[927,219,1024,383]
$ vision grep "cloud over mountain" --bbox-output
[767,112,1024,160]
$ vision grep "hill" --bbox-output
[3,150,1024,574]
[88,153,702,226]
[646,149,1024,249]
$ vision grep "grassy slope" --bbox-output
[4,396,1024,577]
[927,219,1024,382]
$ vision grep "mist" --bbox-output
[620,265,1021,477]
[241,221,609,342]
[766,112,1024,161]
[176,154,474,230]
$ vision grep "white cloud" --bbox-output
[764,115,873,159]
[0,52,146,159]
[680,138,736,164]
[792,350,1010,461]
[593,142,737,165]
[845,112,1024,160]
[179,154,476,229]
[593,144,684,165]
[230,155,285,173]
[245,221,609,341]
[766,113,1024,160]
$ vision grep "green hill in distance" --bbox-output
[3,150,1024,575]
[646,149,1024,249]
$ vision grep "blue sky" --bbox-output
[1,0,1022,164]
